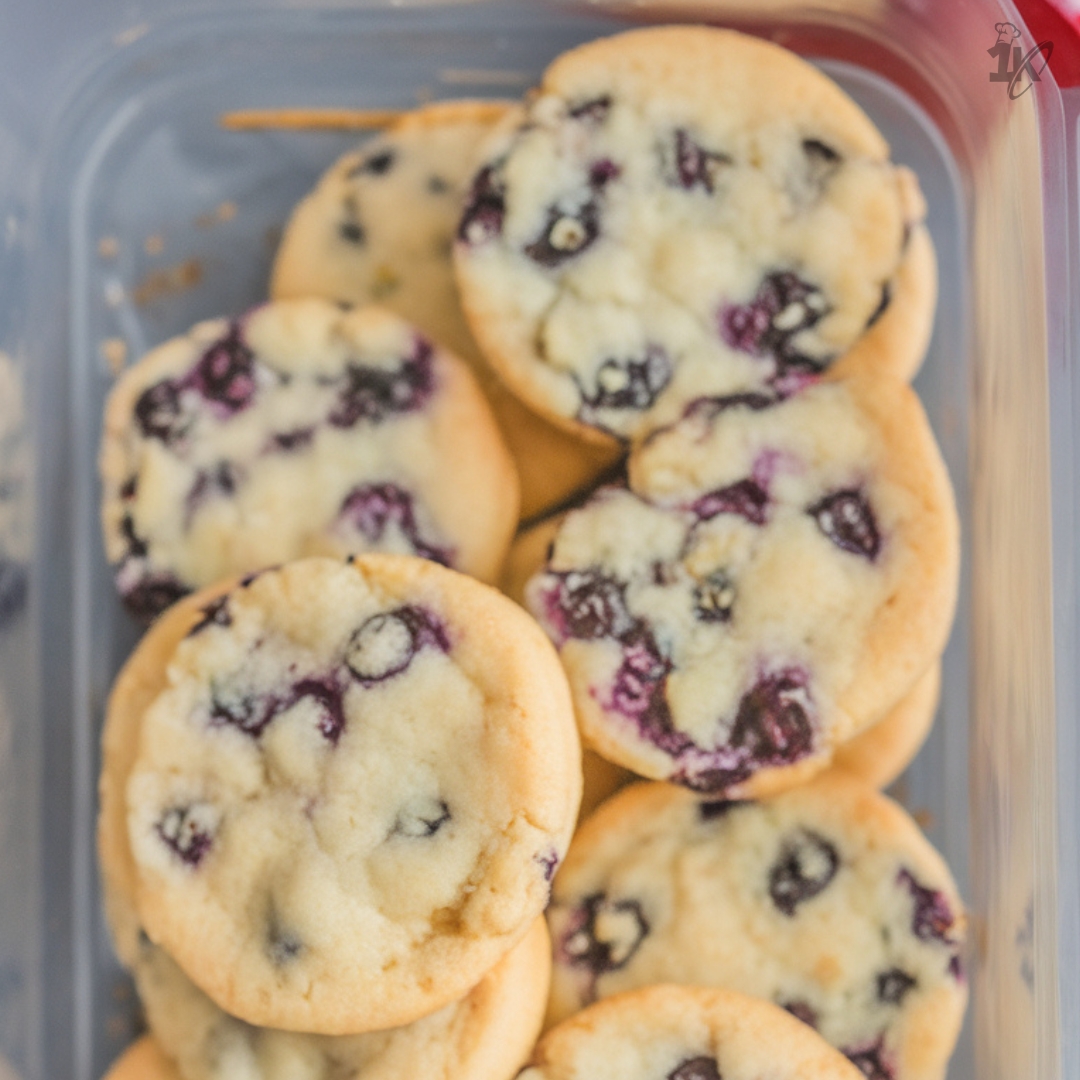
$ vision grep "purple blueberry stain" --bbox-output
[897,868,957,946]
[120,572,189,624]
[458,165,506,245]
[730,669,816,770]
[185,461,239,522]
[338,216,365,245]
[691,479,769,526]
[608,629,673,728]
[866,283,892,329]
[801,138,842,193]
[191,323,258,415]
[589,158,621,188]
[157,805,215,867]
[781,1000,819,1029]
[209,688,280,739]
[134,379,187,444]
[768,828,839,916]
[392,798,451,839]
[876,968,917,1006]
[345,606,449,684]
[119,475,138,500]
[187,594,232,636]
[949,953,965,982]
[291,677,347,745]
[328,337,435,427]
[693,569,736,623]
[266,915,303,967]
[524,197,600,267]
[843,1035,895,1080]
[809,490,881,560]
[698,798,748,822]
[540,569,635,643]
[560,894,649,978]
[577,347,672,424]
[568,96,611,123]
[337,482,453,565]
[671,129,731,193]
[536,848,560,882]
[719,271,830,376]
[268,427,315,452]
[667,1057,722,1080]
[353,148,395,176]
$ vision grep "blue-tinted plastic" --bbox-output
[0,2,1076,1079]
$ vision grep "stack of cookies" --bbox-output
[98,24,965,1080]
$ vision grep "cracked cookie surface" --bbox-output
[453,26,933,444]
[113,556,580,1033]
[100,300,518,622]
[525,375,957,797]
[547,777,966,1080]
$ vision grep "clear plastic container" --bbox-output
[0,1,1076,1078]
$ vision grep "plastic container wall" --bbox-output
[0,1,1076,1078]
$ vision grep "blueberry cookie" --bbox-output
[522,984,863,1080]
[546,776,967,1080]
[102,1038,181,1080]
[270,101,621,520]
[453,26,934,444]
[132,919,548,1080]
[526,374,958,796]
[115,556,580,1033]
[100,300,519,622]
[830,662,939,790]
[99,577,555,1075]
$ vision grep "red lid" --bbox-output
[1013,0,1080,86]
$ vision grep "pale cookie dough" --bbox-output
[100,300,519,622]
[526,375,958,797]
[830,662,940,790]
[523,984,863,1080]
[454,26,934,444]
[101,1037,181,1080]
[547,776,967,1080]
[270,101,620,520]
[112,557,580,1033]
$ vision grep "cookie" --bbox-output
[546,775,967,1080]
[101,1038,181,1080]
[270,101,621,520]
[99,299,519,622]
[504,512,940,796]
[453,26,934,444]
[830,662,939,790]
[523,984,863,1080]
[129,918,549,1080]
[113,556,579,1033]
[526,374,958,796]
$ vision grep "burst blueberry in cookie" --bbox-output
[99,300,519,621]
[526,376,958,797]
[122,556,580,1035]
[546,775,967,1080]
[454,26,934,443]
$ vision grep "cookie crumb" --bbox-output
[98,236,120,259]
[99,338,128,375]
[144,234,165,257]
[133,259,203,306]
